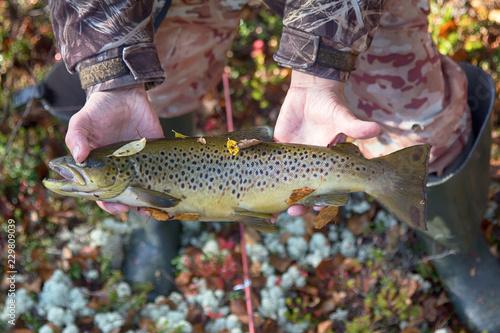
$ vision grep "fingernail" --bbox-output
[73,145,81,162]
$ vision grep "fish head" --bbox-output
[43,149,133,200]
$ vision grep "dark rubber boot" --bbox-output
[417,63,500,332]
[122,111,195,300]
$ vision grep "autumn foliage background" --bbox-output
[1,0,500,332]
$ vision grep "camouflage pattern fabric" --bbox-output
[344,0,471,176]
[147,0,246,118]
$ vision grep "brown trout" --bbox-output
[43,128,430,232]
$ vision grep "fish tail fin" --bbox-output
[370,145,431,231]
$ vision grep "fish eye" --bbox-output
[75,161,88,167]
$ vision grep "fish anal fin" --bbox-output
[129,187,181,208]
[331,142,361,156]
[303,193,350,207]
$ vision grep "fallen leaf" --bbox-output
[313,206,339,229]
[235,139,262,149]
[227,139,239,155]
[402,327,421,333]
[197,136,207,144]
[173,130,189,138]
[269,254,292,272]
[422,297,438,321]
[285,187,315,205]
[244,227,262,244]
[173,213,202,221]
[108,138,146,157]
[141,207,171,221]
[438,20,457,38]
[317,320,334,333]
[400,277,418,298]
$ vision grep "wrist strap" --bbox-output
[316,44,357,71]
[79,57,130,90]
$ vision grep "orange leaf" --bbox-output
[286,187,315,205]
[141,207,171,221]
[313,206,339,229]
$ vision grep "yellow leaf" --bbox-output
[172,130,188,138]
[227,139,239,155]
[108,138,147,157]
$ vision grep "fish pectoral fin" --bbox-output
[129,187,180,208]
[330,142,361,156]
[234,209,275,219]
[303,193,350,207]
[218,127,274,142]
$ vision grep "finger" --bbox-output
[132,207,151,217]
[287,205,311,217]
[97,201,130,215]
[66,113,93,163]
[335,108,380,140]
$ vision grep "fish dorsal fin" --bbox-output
[303,193,351,207]
[215,127,274,142]
[129,187,181,208]
[331,142,361,156]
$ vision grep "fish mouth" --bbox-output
[43,163,87,188]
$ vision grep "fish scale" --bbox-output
[43,128,430,232]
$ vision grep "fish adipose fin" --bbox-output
[303,193,351,207]
[129,187,181,208]
[371,145,430,231]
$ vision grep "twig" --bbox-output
[418,249,457,263]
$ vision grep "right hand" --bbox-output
[65,84,163,215]
[274,70,380,217]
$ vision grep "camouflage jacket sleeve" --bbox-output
[264,0,386,82]
[48,0,165,94]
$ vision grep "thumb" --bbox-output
[335,108,380,141]
[65,112,93,164]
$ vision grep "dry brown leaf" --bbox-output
[175,271,192,287]
[402,327,421,333]
[279,231,292,245]
[244,228,262,244]
[173,213,202,221]
[236,138,262,149]
[317,320,334,333]
[400,277,418,298]
[285,187,315,205]
[141,207,171,221]
[269,254,292,272]
[313,206,339,229]
[422,297,438,321]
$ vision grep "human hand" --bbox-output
[65,84,163,215]
[274,70,380,216]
